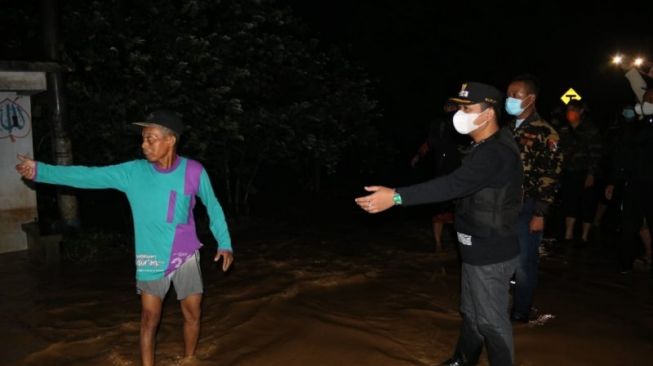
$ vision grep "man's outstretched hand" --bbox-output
[214,250,234,272]
[16,155,36,180]
[354,186,396,214]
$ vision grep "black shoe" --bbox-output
[440,357,467,366]
[511,306,538,323]
[510,313,529,323]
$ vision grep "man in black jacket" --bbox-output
[606,85,653,272]
[356,82,522,366]
[558,100,602,244]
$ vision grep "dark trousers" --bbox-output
[513,198,543,318]
[455,256,518,366]
[620,181,653,270]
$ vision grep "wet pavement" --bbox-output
[0,217,651,366]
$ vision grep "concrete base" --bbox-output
[0,208,37,253]
[21,221,62,265]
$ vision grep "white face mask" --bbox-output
[453,110,487,134]
[634,102,653,116]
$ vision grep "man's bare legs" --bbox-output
[180,294,202,358]
[593,202,608,227]
[581,222,592,242]
[433,220,444,252]
[640,225,652,263]
[565,217,593,243]
[564,217,576,240]
[140,293,163,366]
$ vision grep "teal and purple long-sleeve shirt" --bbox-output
[35,156,232,281]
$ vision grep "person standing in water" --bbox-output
[356,82,522,366]
[16,110,234,366]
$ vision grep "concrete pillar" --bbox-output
[0,70,46,253]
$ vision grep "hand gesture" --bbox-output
[15,154,36,180]
[354,186,395,214]
[214,250,234,272]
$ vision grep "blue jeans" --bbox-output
[512,198,543,318]
[456,256,518,366]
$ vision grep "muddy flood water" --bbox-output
[1,207,651,366]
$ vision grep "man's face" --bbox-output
[507,81,534,106]
[460,103,489,126]
[460,102,484,116]
[454,102,494,136]
[141,125,175,162]
[566,105,583,123]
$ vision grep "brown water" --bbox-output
[1,220,651,366]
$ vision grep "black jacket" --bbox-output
[609,119,653,184]
[397,128,522,265]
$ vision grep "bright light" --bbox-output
[634,57,644,67]
[612,55,623,65]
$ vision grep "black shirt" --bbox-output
[558,119,602,175]
[397,128,521,265]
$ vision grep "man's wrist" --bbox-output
[393,192,403,206]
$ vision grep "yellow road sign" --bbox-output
[560,88,582,104]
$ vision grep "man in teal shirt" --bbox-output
[16,110,234,366]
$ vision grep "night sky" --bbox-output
[285,0,651,133]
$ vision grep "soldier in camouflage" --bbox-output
[505,74,563,323]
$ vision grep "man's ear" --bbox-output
[528,94,537,104]
[524,94,536,109]
[167,134,177,147]
[475,107,495,125]
[485,106,496,120]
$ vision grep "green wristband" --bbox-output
[393,192,402,206]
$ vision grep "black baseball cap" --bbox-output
[449,82,503,106]
[132,110,185,135]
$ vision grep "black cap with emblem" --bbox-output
[449,82,503,106]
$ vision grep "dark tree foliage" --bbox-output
[52,0,388,214]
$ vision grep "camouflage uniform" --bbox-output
[510,113,563,216]
[510,112,562,322]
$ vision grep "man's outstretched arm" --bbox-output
[16,154,133,191]
[355,145,505,214]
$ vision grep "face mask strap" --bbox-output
[521,95,535,111]
[474,108,490,130]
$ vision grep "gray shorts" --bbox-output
[137,252,203,300]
